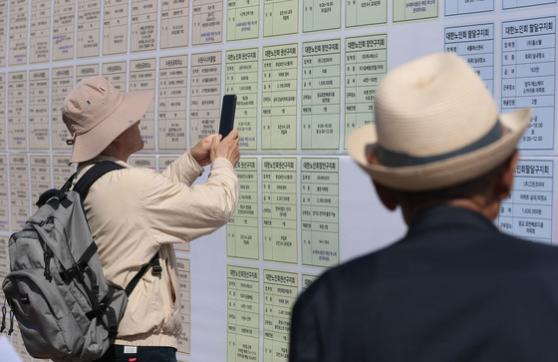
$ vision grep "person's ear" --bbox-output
[112,130,127,147]
[497,150,519,200]
[109,137,121,149]
[491,150,519,202]
[372,180,399,211]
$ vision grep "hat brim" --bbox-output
[70,90,154,163]
[347,108,531,191]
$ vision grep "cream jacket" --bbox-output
[74,152,239,348]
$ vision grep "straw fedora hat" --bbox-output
[62,76,153,163]
[347,52,531,191]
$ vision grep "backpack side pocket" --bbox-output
[3,270,80,360]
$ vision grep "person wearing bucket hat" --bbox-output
[289,53,558,362]
[62,76,240,361]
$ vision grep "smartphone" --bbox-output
[219,94,237,137]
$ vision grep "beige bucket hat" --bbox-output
[62,76,153,163]
[347,52,531,191]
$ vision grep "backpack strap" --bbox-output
[73,160,125,202]
[60,171,78,193]
[71,159,162,291]
[67,160,162,326]
[58,161,124,283]
[84,252,162,336]
[125,253,162,296]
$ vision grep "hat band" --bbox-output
[376,120,503,167]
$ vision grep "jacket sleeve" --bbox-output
[289,285,324,362]
[161,151,204,185]
[138,157,239,244]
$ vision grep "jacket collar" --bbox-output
[406,205,499,237]
[77,155,130,173]
[74,155,130,184]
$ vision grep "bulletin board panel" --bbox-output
[0,0,557,361]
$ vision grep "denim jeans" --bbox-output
[95,345,177,362]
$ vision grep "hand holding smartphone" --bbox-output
[219,94,237,137]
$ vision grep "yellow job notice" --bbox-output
[227,158,259,259]
[346,0,387,27]
[228,266,260,362]
[345,34,387,148]
[303,0,340,32]
[262,44,298,150]
[393,0,438,22]
[263,270,298,362]
[263,158,298,263]
[301,158,339,267]
[226,48,259,150]
[264,0,298,36]
[302,39,341,150]
[227,0,259,40]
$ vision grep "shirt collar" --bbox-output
[407,205,499,237]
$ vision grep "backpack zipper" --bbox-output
[32,216,56,282]
[44,249,53,282]
[8,309,14,335]
[0,301,6,333]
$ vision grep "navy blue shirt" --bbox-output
[290,206,558,362]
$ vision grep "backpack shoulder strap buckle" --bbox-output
[59,261,88,283]
[125,252,162,296]
[151,257,162,276]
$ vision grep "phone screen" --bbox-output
[219,94,237,137]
